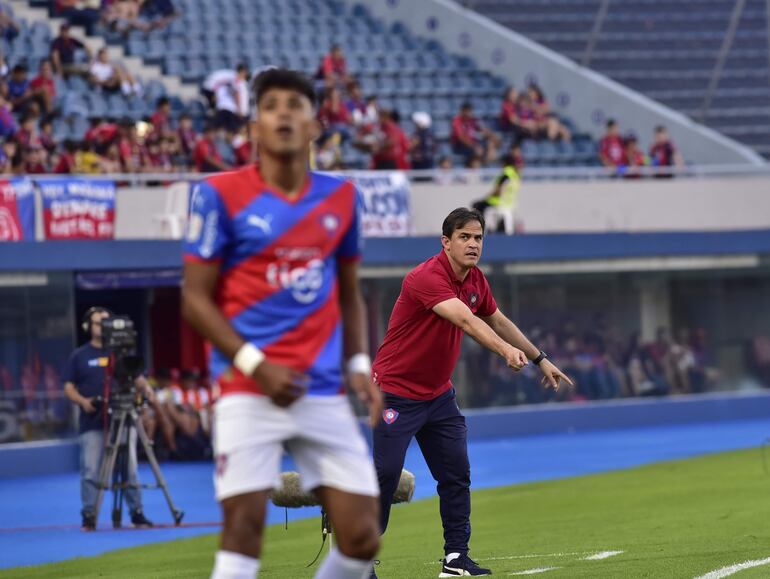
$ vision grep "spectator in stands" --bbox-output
[527,83,571,142]
[0,139,16,173]
[318,86,352,142]
[193,122,229,172]
[351,95,379,151]
[22,143,48,174]
[15,114,40,149]
[102,0,150,34]
[0,51,9,79]
[30,59,57,117]
[84,116,118,154]
[89,47,141,97]
[499,86,531,144]
[39,118,57,154]
[318,43,349,89]
[203,65,250,133]
[315,132,343,171]
[345,81,367,119]
[117,117,149,172]
[649,125,682,177]
[599,119,624,170]
[622,134,648,179]
[0,4,19,42]
[176,112,198,163]
[53,0,101,35]
[50,23,91,78]
[0,94,17,139]
[409,111,436,171]
[451,102,500,165]
[54,139,78,173]
[7,64,33,115]
[231,123,251,167]
[150,96,172,136]
[372,108,403,170]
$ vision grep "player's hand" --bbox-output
[538,359,574,391]
[504,346,528,371]
[348,372,383,428]
[253,360,308,407]
[81,397,97,414]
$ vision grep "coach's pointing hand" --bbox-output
[349,372,384,428]
[538,359,574,391]
[504,346,529,371]
[253,361,308,407]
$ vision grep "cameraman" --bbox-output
[63,306,154,531]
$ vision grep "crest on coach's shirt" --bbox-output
[320,213,340,234]
[383,408,399,425]
[470,293,478,306]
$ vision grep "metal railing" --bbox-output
[24,162,770,187]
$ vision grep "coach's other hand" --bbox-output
[504,346,529,371]
[349,372,384,428]
[254,361,308,407]
[539,359,574,391]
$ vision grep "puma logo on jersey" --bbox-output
[247,213,273,235]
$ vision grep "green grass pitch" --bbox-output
[6,449,770,578]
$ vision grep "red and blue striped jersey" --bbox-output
[183,165,362,397]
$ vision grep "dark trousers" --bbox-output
[373,389,471,555]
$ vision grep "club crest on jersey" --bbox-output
[320,213,340,234]
[383,408,399,425]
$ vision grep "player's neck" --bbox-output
[258,155,308,198]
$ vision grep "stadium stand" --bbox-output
[0,0,605,171]
[468,0,770,159]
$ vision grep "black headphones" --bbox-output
[81,307,113,333]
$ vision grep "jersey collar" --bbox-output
[247,164,312,204]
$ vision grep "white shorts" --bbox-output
[213,393,379,502]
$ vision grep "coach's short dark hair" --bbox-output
[253,68,316,108]
[442,208,485,238]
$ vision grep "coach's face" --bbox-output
[254,88,319,158]
[443,220,484,270]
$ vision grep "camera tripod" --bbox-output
[93,392,184,528]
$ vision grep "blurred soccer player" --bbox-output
[372,208,573,578]
[182,69,382,579]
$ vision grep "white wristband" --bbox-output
[347,353,371,376]
[233,343,265,376]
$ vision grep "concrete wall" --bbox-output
[345,0,765,166]
[410,176,770,235]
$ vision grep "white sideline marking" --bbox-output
[509,567,560,575]
[694,557,770,579]
[584,550,624,560]
[474,552,589,562]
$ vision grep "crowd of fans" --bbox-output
[0,10,686,177]
[465,323,722,408]
[599,119,683,178]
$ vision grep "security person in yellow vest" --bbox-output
[471,150,521,234]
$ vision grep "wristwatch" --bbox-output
[532,350,548,365]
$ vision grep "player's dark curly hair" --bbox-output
[442,208,485,238]
[253,68,316,108]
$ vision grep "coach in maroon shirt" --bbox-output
[371,208,572,578]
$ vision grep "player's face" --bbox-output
[255,88,319,158]
[443,220,484,269]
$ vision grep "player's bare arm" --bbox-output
[432,297,528,370]
[481,309,574,390]
[182,261,307,407]
[337,259,383,426]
